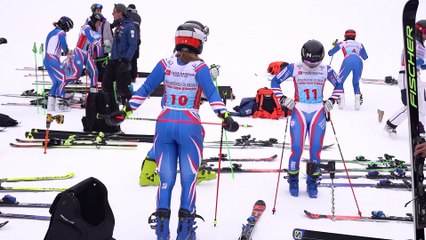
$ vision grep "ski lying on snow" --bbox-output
[0,221,8,228]
[204,143,334,150]
[10,142,138,148]
[292,228,391,240]
[238,200,266,240]
[0,211,50,220]
[0,172,74,182]
[26,129,154,142]
[0,195,51,208]
[0,185,67,192]
[303,210,412,223]
[317,171,410,180]
[318,179,414,189]
[202,154,277,163]
[204,164,285,173]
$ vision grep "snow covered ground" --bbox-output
[0,0,424,239]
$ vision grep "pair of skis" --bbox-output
[10,137,139,149]
[294,210,412,239]
[0,173,74,221]
[0,172,73,192]
[25,128,154,143]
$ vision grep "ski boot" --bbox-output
[47,96,56,112]
[148,208,171,240]
[287,173,299,197]
[384,121,397,137]
[197,164,217,183]
[338,93,345,109]
[177,208,204,240]
[306,175,319,198]
[55,97,71,112]
[139,156,160,186]
[355,94,363,110]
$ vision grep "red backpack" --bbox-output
[252,88,285,119]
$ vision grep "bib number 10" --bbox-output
[303,89,318,100]
[171,94,189,106]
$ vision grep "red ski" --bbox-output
[238,200,266,239]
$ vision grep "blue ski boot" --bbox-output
[287,173,299,197]
[148,208,171,240]
[306,175,319,198]
[176,208,204,240]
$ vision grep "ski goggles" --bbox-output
[93,4,103,9]
[417,24,426,34]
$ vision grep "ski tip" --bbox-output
[67,172,75,178]
[271,154,278,159]
[0,220,9,228]
[255,200,266,206]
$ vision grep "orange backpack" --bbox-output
[252,87,285,119]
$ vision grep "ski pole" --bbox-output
[43,114,64,154]
[329,118,362,217]
[329,39,338,65]
[211,65,235,179]
[211,66,235,226]
[213,107,225,227]
[272,116,289,214]
[97,114,252,128]
[32,42,39,114]
[39,43,46,114]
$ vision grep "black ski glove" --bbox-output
[105,110,126,126]
[220,112,239,132]
[0,38,7,45]
[118,59,131,73]
[105,104,132,126]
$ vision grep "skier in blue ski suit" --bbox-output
[106,21,239,240]
[44,17,73,99]
[328,29,368,110]
[271,40,342,198]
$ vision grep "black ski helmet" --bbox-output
[184,20,210,42]
[415,20,426,42]
[90,12,104,24]
[344,29,356,40]
[91,3,103,13]
[57,16,74,32]
[301,39,325,63]
[175,21,208,54]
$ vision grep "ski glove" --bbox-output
[267,61,289,75]
[118,59,131,73]
[105,104,132,126]
[220,112,239,132]
[324,98,335,113]
[0,38,7,45]
[210,64,220,78]
[280,96,295,110]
